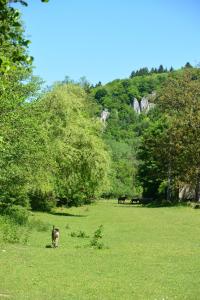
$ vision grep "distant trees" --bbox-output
[184,62,193,68]
[130,63,194,78]
[130,65,169,78]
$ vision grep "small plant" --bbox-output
[93,225,103,239]
[90,225,105,249]
[70,231,77,237]
[70,230,89,238]
[77,230,89,238]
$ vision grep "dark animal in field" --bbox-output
[118,195,127,204]
[52,226,60,248]
[130,197,141,204]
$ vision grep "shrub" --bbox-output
[2,205,30,225]
[160,200,173,207]
[0,192,30,210]
[93,225,103,239]
[0,216,31,244]
[70,230,89,238]
[90,225,105,249]
[29,189,56,212]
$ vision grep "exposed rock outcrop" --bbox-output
[132,92,156,114]
[100,109,110,122]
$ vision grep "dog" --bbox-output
[52,225,60,248]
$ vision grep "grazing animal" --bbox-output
[52,226,60,248]
[118,195,127,204]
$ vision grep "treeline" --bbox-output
[130,62,193,78]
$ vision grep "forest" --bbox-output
[1,0,200,215]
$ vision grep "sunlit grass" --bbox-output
[0,200,200,300]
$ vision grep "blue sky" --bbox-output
[17,0,200,86]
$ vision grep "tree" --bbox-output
[156,68,200,201]
[137,116,172,201]
[158,65,164,73]
[36,84,111,206]
[0,0,49,74]
[184,62,193,68]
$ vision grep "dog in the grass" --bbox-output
[52,226,60,248]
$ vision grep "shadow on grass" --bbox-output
[50,211,87,217]
[114,202,182,208]
[114,203,143,208]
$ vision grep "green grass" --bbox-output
[0,200,200,300]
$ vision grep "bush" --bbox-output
[0,192,30,210]
[0,216,31,244]
[160,200,173,207]
[29,189,56,212]
[70,230,89,238]
[90,225,105,249]
[2,205,30,225]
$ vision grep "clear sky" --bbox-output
[17,0,200,86]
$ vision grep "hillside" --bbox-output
[89,65,200,202]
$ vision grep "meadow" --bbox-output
[0,200,200,300]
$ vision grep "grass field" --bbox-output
[0,200,200,300]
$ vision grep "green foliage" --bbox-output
[37,84,111,206]
[138,68,200,202]
[90,225,105,249]
[0,2,32,74]
[1,204,30,225]
[93,224,103,239]
[29,189,56,212]
[90,73,168,198]
[70,230,89,238]
[0,215,30,244]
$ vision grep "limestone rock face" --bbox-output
[140,97,149,112]
[132,92,156,114]
[100,109,110,122]
[132,98,141,114]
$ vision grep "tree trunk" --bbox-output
[195,174,200,202]
[167,163,172,201]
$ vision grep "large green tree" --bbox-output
[156,68,200,201]
[34,84,111,206]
